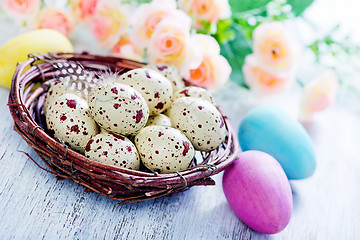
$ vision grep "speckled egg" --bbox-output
[146,63,185,93]
[45,93,99,152]
[134,126,195,174]
[85,132,140,170]
[173,86,216,105]
[146,114,171,127]
[118,68,173,116]
[44,79,83,115]
[168,97,226,151]
[88,82,149,135]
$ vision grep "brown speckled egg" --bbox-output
[134,126,194,174]
[146,64,185,93]
[45,93,99,153]
[88,82,149,135]
[146,114,171,127]
[168,97,226,152]
[85,132,140,170]
[118,68,173,116]
[44,80,83,115]
[173,86,216,105]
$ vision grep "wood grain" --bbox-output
[1,84,360,239]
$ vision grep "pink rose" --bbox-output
[71,0,99,21]
[111,35,144,62]
[186,34,231,91]
[148,19,203,78]
[1,0,40,19]
[188,55,231,91]
[299,70,338,122]
[242,54,295,95]
[91,2,129,48]
[178,0,231,25]
[253,22,299,72]
[36,8,74,37]
[130,0,191,49]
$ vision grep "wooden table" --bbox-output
[1,81,359,239]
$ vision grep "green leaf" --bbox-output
[229,0,270,13]
[196,21,212,35]
[287,0,314,16]
[212,19,236,44]
[308,42,319,54]
[220,26,252,87]
[229,0,314,16]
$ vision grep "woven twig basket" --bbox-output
[8,52,239,203]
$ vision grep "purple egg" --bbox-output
[222,150,293,234]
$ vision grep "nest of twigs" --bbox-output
[7,52,239,203]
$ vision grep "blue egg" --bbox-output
[238,106,316,180]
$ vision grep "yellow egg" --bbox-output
[0,29,74,89]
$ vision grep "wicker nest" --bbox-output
[8,52,239,203]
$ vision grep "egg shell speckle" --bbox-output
[238,106,316,179]
[88,82,149,135]
[85,132,140,170]
[146,63,185,93]
[45,93,99,152]
[168,97,226,151]
[173,86,216,105]
[146,114,171,127]
[44,80,84,115]
[222,151,293,234]
[135,126,194,174]
[118,68,173,116]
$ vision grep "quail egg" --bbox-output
[85,132,140,170]
[146,63,185,93]
[118,68,173,116]
[173,86,216,105]
[135,126,195,174]
[45,93,99,152]
[168,97,226,151]
[88,82,149,135]
[146,114,172,127]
